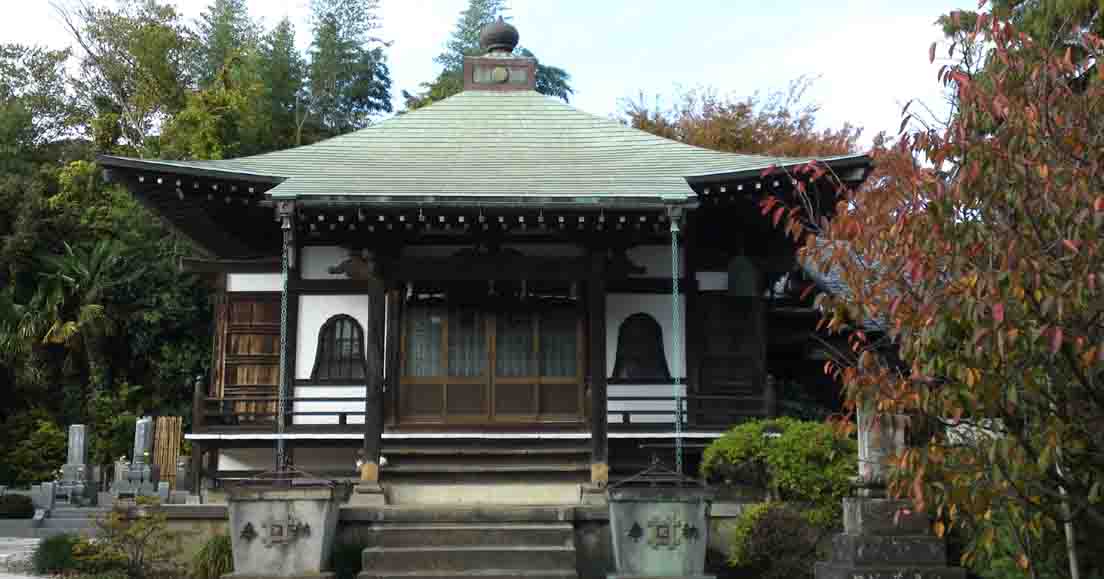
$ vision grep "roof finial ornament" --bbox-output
[479,17,519,54]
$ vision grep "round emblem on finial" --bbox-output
[479,17,519,53]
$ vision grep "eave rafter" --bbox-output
[105,167,281,258]
[296,206,673,239]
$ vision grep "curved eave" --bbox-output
[97,155,286,184]
[684,153,873,185]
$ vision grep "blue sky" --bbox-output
[8,0,968,148]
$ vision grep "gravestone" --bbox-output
[815,407,964,579]
[55,424,96,506]
[109,416,161,501]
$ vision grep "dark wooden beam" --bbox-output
[385,255,589,281]
[290,279,381,293]
[587,251,608,487]
[605,277,689,294]
[182,257,280,274]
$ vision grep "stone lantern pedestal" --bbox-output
[223,478,351,579]
[815,408,964,579]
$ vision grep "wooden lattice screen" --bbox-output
[152,416,183,490]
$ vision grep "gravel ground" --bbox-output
[0,538,38,578]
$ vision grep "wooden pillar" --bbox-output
[385,288,402,426]
[191,376,205,492]
[210,273,228,398]
[588,251,609,487]
[683,212,701,428]
[360,285,386,483]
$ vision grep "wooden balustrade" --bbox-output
[194,393,765,432]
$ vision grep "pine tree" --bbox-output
[193,0,258,88]
[404,0,572,111]
[306,0,392,137]
[434,0,508,72]
[259,18,306,147]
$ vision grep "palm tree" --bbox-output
[32,240,143,391]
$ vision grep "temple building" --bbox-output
[99,20,871,504]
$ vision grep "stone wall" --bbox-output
[29,501,756,577]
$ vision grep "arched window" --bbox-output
[311,315,368,381]
[612,313,671,381]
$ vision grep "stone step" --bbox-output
[41,519,97,531]
[48,508,109,519]
[362,545,576,573]
[360,572,577,579]
[384,481,584,505]
[358,523,573,548]
[384,463,589,474]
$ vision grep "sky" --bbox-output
[4,0,968,148]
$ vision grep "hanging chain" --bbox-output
[275,223,291,472]
[670,215,684,475]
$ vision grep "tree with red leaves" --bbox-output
[765,4,1104,578]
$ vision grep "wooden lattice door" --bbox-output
[218,293,280,423]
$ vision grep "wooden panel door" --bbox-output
[694,294,766,423]
[219,293,281,422]
[398,303,584,426]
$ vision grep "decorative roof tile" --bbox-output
[101,90,867,207]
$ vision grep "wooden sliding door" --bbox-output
[399,299,584,426]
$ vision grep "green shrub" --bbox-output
[333,539,367,579]
[33,532,80,574]
[0,412,67,485]
[728,503,821,579]
[701,417,856,527]
[192,534,233,579]
[0,494,34,518]
[82,497,183,579]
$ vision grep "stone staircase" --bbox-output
[380,439,591,505]
[38,507,108,537]
[357,519,578,579]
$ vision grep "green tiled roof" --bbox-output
[100,90,867,207]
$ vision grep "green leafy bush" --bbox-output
[728,503,821,579]
[192,534,233,579]
[701,418,856,527]
[0,494,34,518]
[33,533,80,574]
[0,412,67,485]
[80,497,183,579]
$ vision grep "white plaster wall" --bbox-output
[300,245,349,280]
[219,448,272,471]
[217,447,357,473]
[605,293,686,378]
[292,385,367,425]
[608,383,687,424]
[626,245,686,278]
[226,273,281,292]
[696,271,729,291]
[296,294,372,380]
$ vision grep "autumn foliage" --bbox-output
[764,5,1104,577]
[622,77,864,158]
